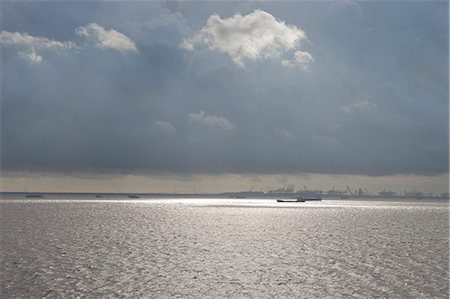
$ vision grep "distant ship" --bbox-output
[277,196,321,203]
[277,197,305,203]
[25,194,44,198]
[128,195,140,199]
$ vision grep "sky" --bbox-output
[1,1,448,194]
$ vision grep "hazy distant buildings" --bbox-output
[224,185,449,200]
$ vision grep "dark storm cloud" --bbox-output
[1,1,448,176]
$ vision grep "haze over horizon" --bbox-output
[1,1,448,193]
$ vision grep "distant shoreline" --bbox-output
[1,192,448,200]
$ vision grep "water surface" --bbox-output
[1,198,448,298]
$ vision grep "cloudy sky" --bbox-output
[1,1,448,193]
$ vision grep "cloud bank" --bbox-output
[1,2,448,177]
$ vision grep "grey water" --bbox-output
[1,197,448,298]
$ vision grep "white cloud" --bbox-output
[19,48,43,63]
[281,50,314,70]
[188,110,235,130]
[0,31,77,50]
[342,99,378,114]
[1,25,136,61]
[183,10,310,67]
[75,23,137,53]
[154,121,176,135]
[179,39,194,51]
[275,126,297,142]
[0,31,77,62]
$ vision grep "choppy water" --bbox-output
[1,197,448,298]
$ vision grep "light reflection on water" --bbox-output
[1,197,448,298]
[1,197,447,209]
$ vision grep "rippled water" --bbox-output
[1,197,448,298]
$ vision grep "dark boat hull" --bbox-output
[25,194,44,198]
[277,199,305,203]
[277,197,322,203]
